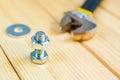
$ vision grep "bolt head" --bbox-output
[31,50,48,64]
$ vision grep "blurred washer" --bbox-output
[6,24,30,37]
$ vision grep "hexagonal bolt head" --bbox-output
[31,49,48,64]
[31,31,50,64]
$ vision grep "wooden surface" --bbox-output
[0,0,119,80]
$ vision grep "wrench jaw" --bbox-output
[60,15,72,32]
[71,15,97,41]
[71,27,96,41]
[60,11,81,32]
[61,10,96,41]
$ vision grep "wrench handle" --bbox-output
[81,0,102,12]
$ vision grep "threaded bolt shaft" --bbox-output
[35,31,46,43]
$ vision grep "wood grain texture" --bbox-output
[0,7,55,80]
[32,0,120,79]
[72,0,120,78]
[0,47,19,80]
[101,0,120,18]
[82,8,120,78]
[0,0,119,80]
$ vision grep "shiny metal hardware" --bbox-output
[60,10,96,41]
[6,24,30,37]
[31,31,50,64]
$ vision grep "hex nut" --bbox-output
[31,36,50,50]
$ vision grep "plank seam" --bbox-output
[0,45,21,80]
[99,6,120,20]
[81,43,120,79]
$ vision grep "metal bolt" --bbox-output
[31,31,50,64]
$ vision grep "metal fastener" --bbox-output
[31,31,50,64]
[6,24,30,37]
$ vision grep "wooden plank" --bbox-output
[94,7,120,35]
[0,0,117,79]
[0,0,55,80]
[100,0,120,18]
[0,47,19,80]
[0,37,55,80]
[32,0,120,77]
[34,0,85,23]
[70,0,120,78]
[82,7,120,78]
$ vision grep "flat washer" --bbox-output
[6,24,30,37]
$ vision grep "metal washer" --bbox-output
[6,24,30,37]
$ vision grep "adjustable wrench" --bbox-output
[60,0,102,41]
